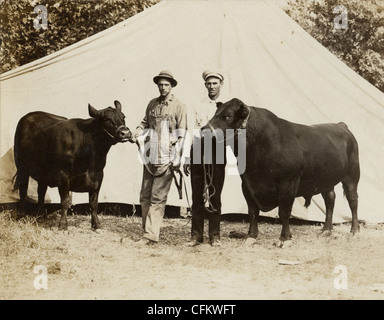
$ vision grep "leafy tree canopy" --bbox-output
[0,0,159,73]
[1,0,383,93]
[285,0,384,92]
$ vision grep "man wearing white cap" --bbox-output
[130,70,187,245]
[184,70,228,247]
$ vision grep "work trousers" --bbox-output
[190,136,226,242]
[140,165,173,242]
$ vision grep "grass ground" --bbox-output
[1,210,384,300]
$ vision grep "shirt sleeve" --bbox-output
[136,100,153,130]
[173,102,189,161]
[176,102,188,132]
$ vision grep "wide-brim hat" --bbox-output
[202,70,224,82]
[153,70,178,87]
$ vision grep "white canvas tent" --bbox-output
[1,0,384,224]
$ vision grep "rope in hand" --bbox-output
[170,165,192,226]
[203,162,217,213]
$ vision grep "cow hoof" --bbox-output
[17,212,26,219]
[273,240,292,248]
[243,237,257,246]
[350,230,360,238]
[94,228,103,234]
[321,229,332,237]
[58,224,68,232]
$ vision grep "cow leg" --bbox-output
[241,183,260,245]
[15,171,29,216]
[342,181,360,235]
[58,187,71,231]
[89,190,100,230]
[243,206,260,246]
[321,188,336,234]
[275,197,295,248]
[248,206,260,239]
[274,178,298,248]
[37,183,48,217]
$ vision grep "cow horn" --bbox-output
[88,104,99,118]
[114,100,122,111]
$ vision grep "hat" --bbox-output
[153,70,178,87]
[202,70,224,82]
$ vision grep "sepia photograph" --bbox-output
[1,0,384,305]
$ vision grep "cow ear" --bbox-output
[88,104,99,118]
[114,100,122,112]
[239,104,250,120]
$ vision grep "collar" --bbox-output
[240,105,251,129]
[157,94,174,105]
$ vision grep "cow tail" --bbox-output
[12,172,19,191]
[304,196,312,208]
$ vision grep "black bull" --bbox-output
[13,100,132,231]
[203,98,360,247]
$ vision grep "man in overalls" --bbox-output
[131,70,187,245]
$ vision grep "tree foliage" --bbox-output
[1,0,383,93]
[0,0,159,74]
[285,0,384,92]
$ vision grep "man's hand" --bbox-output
[172,162,181,171]
[129,127,143,143]
[183,163,191,176]
[172,154,181,171]
[128,137,136,144]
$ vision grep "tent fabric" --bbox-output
[1,0,384,223]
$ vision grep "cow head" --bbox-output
[88,100,132,143]
[202,98,250,140]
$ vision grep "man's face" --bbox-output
[205,77,223,99]
[157,78,172,97]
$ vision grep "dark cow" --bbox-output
[13,100,132,231]
[204,98,360,247]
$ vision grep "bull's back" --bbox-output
[14,111,68,177]
[15,111,67,151]
[15,111,67,138]
[292,121,359,194]
[242,114,359,209]
[16,111,67,132]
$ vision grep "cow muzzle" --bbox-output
[104,125,131,142]
[117,125,132,142]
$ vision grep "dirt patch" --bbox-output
[1,212,384,300]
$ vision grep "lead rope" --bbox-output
[202,107,250,212]
[203,162,217,213]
